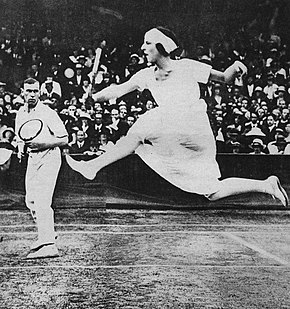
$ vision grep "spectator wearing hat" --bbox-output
[119,104,128,120]
[252,85,268,105]
[248,138,267,155]
[224,127,244,153]
[276,99,287,112]
[92,113,111,142]
[230,86,243,104]
[70,63,90,99]
[262,114,278,144]
[80,79,93,102]
[240,97,250,112]
[69,129,91,156]
[107,107,129,143]
[96,133,115,156]
[271,108,282,125]
[40,75,62,100]
[267,129,287,154]
[256,107,267,125]
[126,115,136,128]
[243,112,261,135]
[273,85,289,108]
[77,54,91,76]
[215,115,226,153]
[270,60,287,81]
[277,108,289,130]
[242,74,256,98]
[0,82,15,106]
[227,108,247,133]
[0,126,15,171]
[83,136,99,157]
[50,62,65,85]
[26,63,44,83]
[144,100,155,112]
[125,54,143,79]
[263,73,278,101]
[68,49,79,66]
[77,113,94,141]
[206,83,227,111]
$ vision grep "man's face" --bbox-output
[76,131,85,142]
[31,64,38,72]
[272,109,281,119]
[120,109,127,119]
[282,108,289,119]
[68,105,76,116]
[94,102,101,110]
[267,116,274,126]
[277,100,286,109]
[95,114,102,125]
[96,107,103,114]
[241,100,248,109]
[23,82,40,108]
[251,114,258,123]
[257,108,265,118]
[111,109,119,120]
[100,134,107,144]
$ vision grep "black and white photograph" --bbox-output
[1,0,290,308]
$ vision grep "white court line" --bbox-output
[225,232,290,266]
[0,264,290,271]
[1,223,290,229]
[0,230,289,236]
[0,231,226,236]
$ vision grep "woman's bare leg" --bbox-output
[66,135,141,180]
[208,176,289,207]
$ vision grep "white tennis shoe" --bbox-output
[25,243,59,259]
[66,155,96,180]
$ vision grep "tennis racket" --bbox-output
[18,119,44,142]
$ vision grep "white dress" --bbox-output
[128,59,222,195]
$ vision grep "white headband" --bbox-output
[145,28,178,54]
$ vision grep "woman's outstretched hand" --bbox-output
[234,61,248,77]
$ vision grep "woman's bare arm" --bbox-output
[92,78,139,102]
[209,61,247,84]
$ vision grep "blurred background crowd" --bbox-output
[1,0,290,170]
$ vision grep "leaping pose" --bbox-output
[66,27,288,207]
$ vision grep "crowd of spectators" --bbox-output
[0,1,290,173]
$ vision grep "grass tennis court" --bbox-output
[1,206,290,308]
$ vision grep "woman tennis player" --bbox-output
[66,26,288,207]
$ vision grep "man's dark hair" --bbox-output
[23,77,39,86]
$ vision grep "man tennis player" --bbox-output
[15,78,68,259]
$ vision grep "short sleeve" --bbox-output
[183,59,212,84]
[129,68,152,92]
